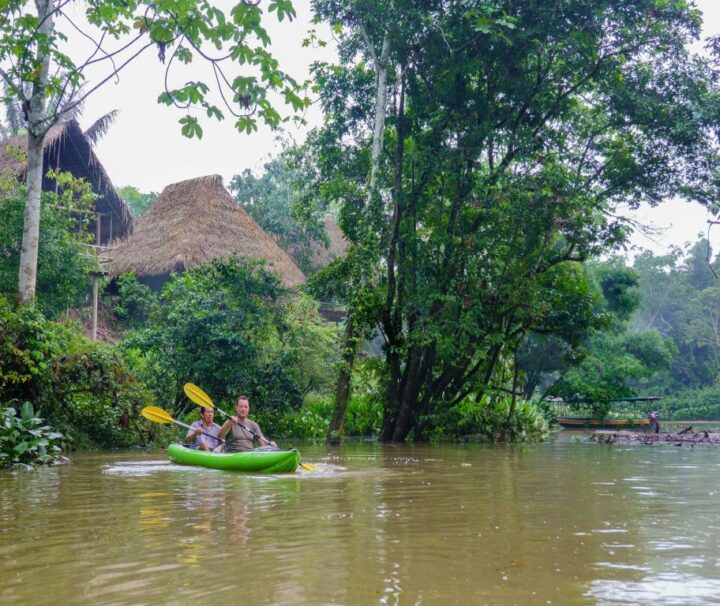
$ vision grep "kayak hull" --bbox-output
[167,443,300,473]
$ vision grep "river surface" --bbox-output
[1,439,720,605]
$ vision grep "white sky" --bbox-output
[73,1,720,258]
[623,0,720,258]
[76,1,334,192]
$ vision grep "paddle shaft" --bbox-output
[215,407,273,447]
[175,419,225,444]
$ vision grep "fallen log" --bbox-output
[590,428,720,446]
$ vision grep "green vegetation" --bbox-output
[308,0,720,440]
[3,2,720,465]
[0,402,64,468]
[530,260,676,417]
[112,274,157,328]
[229,145,330,275]
[632,241,720,393]
[0,295,156,450]
[121,257,339,418]
[656,388,720,421]
[0,175,96,317]
[117,186,157,218]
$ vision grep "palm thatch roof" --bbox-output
[109,174,306,288]
[284,215,348,272]
[310,215,348,268]
[0,120,132,243]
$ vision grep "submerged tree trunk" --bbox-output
[17,0,54,306]
[500,357,520,442]
[327,319,358,445]
[327,26,391,445]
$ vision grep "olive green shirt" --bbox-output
[225,420,264,453]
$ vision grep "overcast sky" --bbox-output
[74,1,720,258]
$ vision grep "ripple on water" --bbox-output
[587,574,720,605]
[102,460,174,476]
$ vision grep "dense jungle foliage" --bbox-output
[304,0,720,440]
[3,1,720,466]
[0,174,96,317]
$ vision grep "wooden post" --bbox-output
[91,275,98,340]
[95,211,102,245]
[92,213,101,340]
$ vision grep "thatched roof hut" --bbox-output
[283,215,348,273]
[109,174,306,289]
[0,120,132,244]
[310,215,348,269]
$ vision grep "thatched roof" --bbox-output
[0,120,132,243]
[109,174,306,288]
[310,215,348,268]
[284,215,348,272]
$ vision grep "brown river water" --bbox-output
[1,439,720,605]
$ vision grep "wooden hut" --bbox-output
[109,174,306,289]
[0,120,132,244]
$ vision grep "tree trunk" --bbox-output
[380,346,403,441]
[500,357,520,442]
[327,319,358,445]
[327,26,391,445]
[17,0,54,306]
[391,346,422,441]
[17,132,45,305]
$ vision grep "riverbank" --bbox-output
[590,426,720,446]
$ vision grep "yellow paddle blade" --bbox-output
[300,462,317,471]
[183,383,214,409]
[141,406,175,424]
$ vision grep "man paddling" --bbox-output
[184,407,223,451]
[218,396,277,453]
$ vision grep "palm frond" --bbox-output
[84,110,119,146]
[1,82,29,138]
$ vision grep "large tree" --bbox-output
[632,240,720,392]
[310,0,720,441]
[0,0,305,306]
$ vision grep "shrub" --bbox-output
[0,295,157,449]
[112,273,157,327]
[423,394,550,443]
[656,387,720,420]
[261,393,332,439]
[256,389,384,440]
[122,257,338,418]
[0,402,64,467]
[0,174,96,318]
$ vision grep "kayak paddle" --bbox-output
[141,405,225,445]
[182,383,316,471]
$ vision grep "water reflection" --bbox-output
[1,444,720,604]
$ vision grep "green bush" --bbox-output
[656,387,720,420]
[255,388,384,441]
[423,394,550,443]
[0,402,64,467]
[0,174,96,318]
[0,296,157,449]
[122,257,339,418]
[261,393,332,439]
[112,273,157,327]
[344,392,383,437]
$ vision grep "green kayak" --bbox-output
[167,444,300,473]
